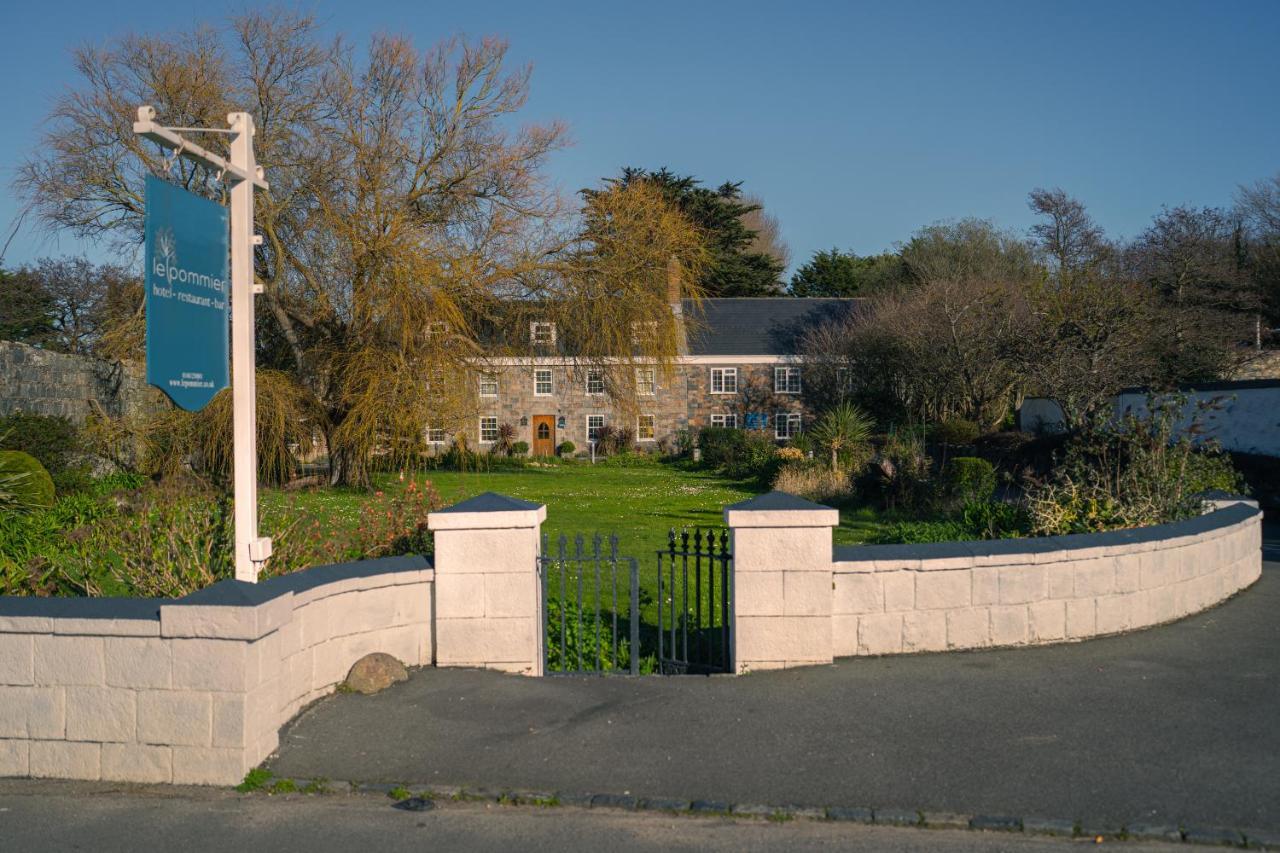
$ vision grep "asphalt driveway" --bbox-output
[271,556,1280,834]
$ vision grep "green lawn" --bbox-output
[262,459,884,560]
[260,459,887,668]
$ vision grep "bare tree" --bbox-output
[803,277,1029,430]
[740,194,790,271]
[8,258,136,356]
[1235,173,1280,345]
[1027,187,1108,279]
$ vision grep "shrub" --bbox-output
[931,418,980,446]
[696,427,778,482]
[772,461,852,503]
[787,433,813,456]
[776,446,805,463]
[557,441,576,456]
[959,499,1030,539]
[1182,449,1247,495]
[938,457,996,507]
[867,518,973,544]
[730,431,781,483]
[0,413,81,476]
[871,427,932,511]
[1024,397,1247,535]
[492,423,517,456]
[436,434,490,472]
[697,427,747,469]
[672,429,695,459]
[593,424,617,455]
[510,441,530,456]
[865,500,1029,544]
[0,451,56,514]
[1,476,444,597]
[972,430,1036,472]
[0,413,90,494]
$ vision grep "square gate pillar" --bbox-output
[725,492,839,673]
[428,492,546,675]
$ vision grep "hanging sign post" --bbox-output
[134,106,271,583]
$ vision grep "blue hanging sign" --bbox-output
[745,412,769,430]
[144,174,230,411]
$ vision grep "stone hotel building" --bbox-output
[451,297,861,454]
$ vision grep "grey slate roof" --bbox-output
[683,298,863,356]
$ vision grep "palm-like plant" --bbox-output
[809,402,874,471]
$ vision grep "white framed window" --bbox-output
[775,366,801,394]
[479,417,499,443]
[585,370,605,396]
[530,321,556,345]
[710,367,737,394]
[710,413,737,429]
[478,373,499,398]
[637,414,656,441]
[426,427,447,444]
[775,411,802,440]
[534,368,553,396]
[586,415,605,443]
[636,367,656,396]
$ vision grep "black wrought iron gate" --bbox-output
[539,533,641,675]
[656,528,732,674]
[537,528,733,676]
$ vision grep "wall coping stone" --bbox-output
[257,554,431,600]
[428,492,547,531]
[0,597,162,634]
[832,502,1259,569]
[724,491,839,528]
[435,492,542,513]
[1,554,434,639]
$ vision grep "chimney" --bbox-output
[667,255,689,355]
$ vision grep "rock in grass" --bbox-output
[344,653,408,694]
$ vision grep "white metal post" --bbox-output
[133,106,271,582]
[228,111,268,582]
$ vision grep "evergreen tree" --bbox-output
[789,248,905,297]
[0,268,56,345]
[589,168,784,296]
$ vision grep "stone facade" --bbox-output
[461,360,808,453]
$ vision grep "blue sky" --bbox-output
[2,0,1278,275]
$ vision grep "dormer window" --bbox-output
[530,321,556,346]
[631,320,659,346]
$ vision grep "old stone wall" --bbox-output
[0,340,164,424]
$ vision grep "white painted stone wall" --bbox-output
[1020,382,1280,458]
[830,503,1262,656]
[0,556,433,785]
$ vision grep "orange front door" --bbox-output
[532,415,556,456]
